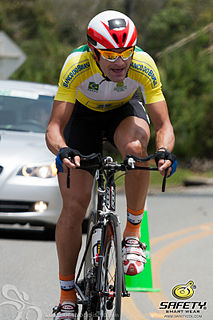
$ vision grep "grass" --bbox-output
[114,167,213,190]
[150,167,190,187]
[104,152,213,190]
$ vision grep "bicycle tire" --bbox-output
[84,209,97,274]
[84,177,98,278]
[99,213,122,319]
[82,209,99,319]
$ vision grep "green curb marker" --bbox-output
[125,206,160,292]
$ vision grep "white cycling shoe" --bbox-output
[52,301,78,320]
[122,236,147,276]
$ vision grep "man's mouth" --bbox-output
[111,68,125,74]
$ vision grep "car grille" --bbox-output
[0,200,35,213]
[0,166,3,175]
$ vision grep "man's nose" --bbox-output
[114,56,125,65]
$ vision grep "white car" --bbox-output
[0,80,62,233]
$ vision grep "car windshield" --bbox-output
[0,92,53,133]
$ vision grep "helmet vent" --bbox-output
[122,33,127,44]
[87,34,97,46]
[112,33,119,45]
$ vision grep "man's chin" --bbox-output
[108,71,126,82]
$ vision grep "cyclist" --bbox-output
[46,10,176,319]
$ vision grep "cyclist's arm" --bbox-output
[45,100,80,168]
[146,100,175,175]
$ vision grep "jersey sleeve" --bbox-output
[54,56,78,103]
[129,50,165,105]
[54,86,76,104]
[54,51,91,104]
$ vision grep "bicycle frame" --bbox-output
[75,160,129,315]
[73,152,169,318]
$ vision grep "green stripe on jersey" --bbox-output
[72,44,90,54]
[135,46,144,52]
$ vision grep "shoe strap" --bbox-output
[122,237,146,250]
[53,302,78,314]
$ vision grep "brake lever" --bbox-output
[127,157,135,169]
[67,168,70,188]
[162,168,168,192]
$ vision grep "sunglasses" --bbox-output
[97,47,134,62]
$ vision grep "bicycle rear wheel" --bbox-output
[99,213,122,319]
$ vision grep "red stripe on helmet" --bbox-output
[87,28,116,49]
[102,21,130,48]
[125,25,137,47]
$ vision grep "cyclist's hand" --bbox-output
[157,158,172,176]
[155,148,177,177]
[56,147,81,172]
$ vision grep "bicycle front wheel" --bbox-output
[99,213,122,319]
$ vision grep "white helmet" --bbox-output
[87,10,137,50]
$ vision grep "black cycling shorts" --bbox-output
[64,91,150,158]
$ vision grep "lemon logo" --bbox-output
[172,280,196,300]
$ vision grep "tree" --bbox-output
[146,0,213,55]
[159,36,213,158]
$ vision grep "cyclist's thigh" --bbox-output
[112,99,150,155]
[114,116,150,150]
[64,100,103,155]
[104,91,150,149]
[63,100,103,176]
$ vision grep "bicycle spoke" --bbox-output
[99,216,122,319]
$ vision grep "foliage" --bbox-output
[146,0,213,55]
[0,0,212,159]
[0,0,72,84]
[160,43,213,158]
[147,0,213,159]
[0,0,165,83]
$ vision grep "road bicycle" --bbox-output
[70,152,167,319]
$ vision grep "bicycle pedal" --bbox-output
[122,291,130,297]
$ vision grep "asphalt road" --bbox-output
[0,186,212,320]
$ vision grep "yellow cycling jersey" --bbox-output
[55,45,165,112]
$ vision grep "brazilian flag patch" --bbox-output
[88,82,99,92]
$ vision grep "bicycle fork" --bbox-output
[96,215,130,300]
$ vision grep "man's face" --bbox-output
[98,48,133,83]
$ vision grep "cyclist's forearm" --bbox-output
[45,100,74,155]
[146,101,175,152]
[155,123,175,152]
[46,124,67,155]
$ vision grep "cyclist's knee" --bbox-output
[60,194,91,226]
[124,139,148,158]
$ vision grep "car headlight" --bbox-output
[34,201,48,212]
[17,163,57,178]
